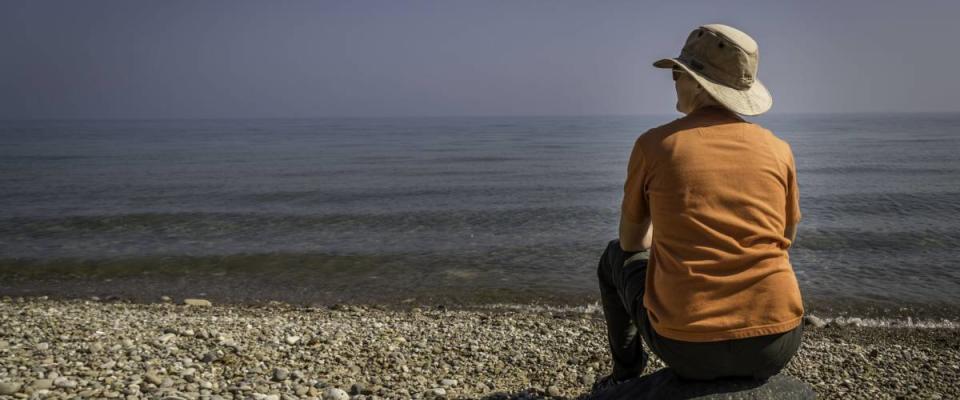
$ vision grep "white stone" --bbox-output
[322,387,349,400]
[183,298,212,307]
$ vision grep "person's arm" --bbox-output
[784,223,797,244]
[785,145,801,245]
[621,136,653,252]
[619,214,653,252]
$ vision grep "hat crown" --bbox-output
[678,24,759,90]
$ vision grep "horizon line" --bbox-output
[3,110,960,121]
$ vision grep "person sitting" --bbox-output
[595,24,804,389]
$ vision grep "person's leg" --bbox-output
[651,322,805,381]
[597,239,649,381]
[744,322,804,380]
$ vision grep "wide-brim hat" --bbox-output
[653,24,772,116]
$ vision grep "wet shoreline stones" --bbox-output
[0,296,958,399]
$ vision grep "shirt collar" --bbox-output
[690,105,744,122]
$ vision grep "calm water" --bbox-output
[1,114,959,310]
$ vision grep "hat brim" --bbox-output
[653,58,772,116]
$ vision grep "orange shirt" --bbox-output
[622,106,804,342]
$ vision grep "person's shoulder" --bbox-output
[750,123,793,153]
[746,122,796,164]
[636,115,692,145]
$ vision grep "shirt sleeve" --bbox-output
[622,137,650,224]
[785,145,802,225]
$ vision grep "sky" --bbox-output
[1,0,958,119]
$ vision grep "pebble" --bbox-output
[322,387,349,400]
[30,379,53,390]
[145,371,163,385]
[285,335,300,345]
[350,383,365,395]
[804,315,828,328]
[440,378,458,387]
[53,377,77,388]
[547,385,561,397]
[579,374,595,386]
[183,298,212,307]
[0,382,21,395]
[272,368,289,381]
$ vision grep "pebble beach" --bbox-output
[1,297,958,400]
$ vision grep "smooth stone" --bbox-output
[350,383,365,395]
[160,296,172,302]
[53,377,77,388]
[30,379,53,390]
[322,387,349,400]
[145,372,163,385]
[579,374,595,386]
[803,315,828,328]
[429,387,447,396]
[547,386,561,397]
[0,382,21,395]
[285,336,300,345]
[183,298,212,307]
[440,379,458,387]
[272,368,289,381]
[585,369,815,400]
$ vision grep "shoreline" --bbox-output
[3,275,960,322]
[1,297,958,399]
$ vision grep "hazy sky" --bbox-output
[2,0,958,119]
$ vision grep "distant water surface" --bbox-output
[1,114,959,313]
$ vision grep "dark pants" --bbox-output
[597,239,803,381]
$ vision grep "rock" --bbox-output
[53,377,77,388]
[285,336,300,345]
[160,296,172,302]
[30,379,53,390]
[158,333,176,343]
[0,382,21,395]
[547,385,562,397]
[273,368,289,381]
[429,387,447,397]
[322,387,349,400]
[803,315,827,328]
[440,379,458,387]
[290,370,304,381]
[145,371,163,385]
[579,374,595,386]
[350,383,365,395]
[584,369,815,400]
[183,298,212,307]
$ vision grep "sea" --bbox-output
[1,114,959,319]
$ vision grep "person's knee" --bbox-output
[597,239,621,279]
[608,239,621,251]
